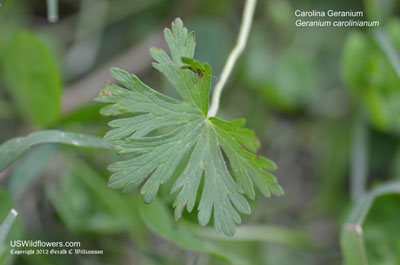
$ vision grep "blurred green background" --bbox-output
[0,0,400,264]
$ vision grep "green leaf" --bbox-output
[373,28,400,78]
[0,130,110,172]
[340,182,400,265]
[364,0,398,22]
[186,224,312,248]
[139,198,255,265]
[341,24,400,132]
[341,32,370,94]
[244,29,316,112]
[363,193,400,264]
[0,99,14,119]
[1,31,61,127]
[96,18,283,236]
[46,158,145,236]
[7,144,57,198]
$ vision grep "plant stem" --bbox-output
[207,0,257,117]
[350,114,368,201]
[47,0,59,23]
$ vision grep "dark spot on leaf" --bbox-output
[185,67,204,78]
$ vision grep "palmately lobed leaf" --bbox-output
[95,18,283,236]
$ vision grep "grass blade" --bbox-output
[341,182,400,265]
[0,209,18,246]
[7,144,57,198]
[0,130,111,172]
[186,224,312,248]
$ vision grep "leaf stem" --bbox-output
[207,0,257,117]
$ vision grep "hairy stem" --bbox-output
[207,0,257,117]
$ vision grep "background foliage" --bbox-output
[0,0,400,264]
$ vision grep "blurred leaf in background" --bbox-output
[1,31,61,128]
[244,27,318,113]
[6,144,57,199]
[364,0,398,22]
[341,19,400,132]
[364,194,400,264]
[46,158,144,236]
[341,182,400,265]
[0,0,26,55]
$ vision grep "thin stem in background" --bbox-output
[207,0,257,117]
[46,0,59,23]
[66,0,108,77]
[350,114,369,201]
